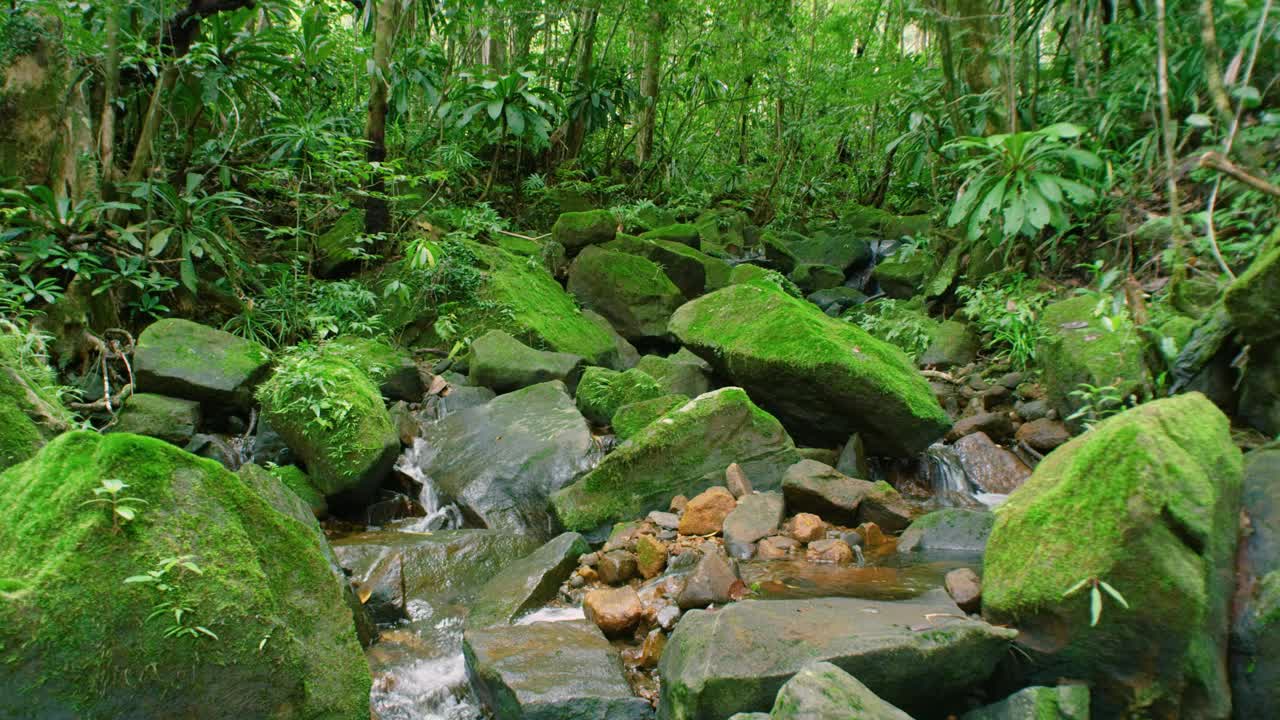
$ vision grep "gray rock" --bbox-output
[585,309,642,370]
[781,459,876,525]
[897,509,995,554]
[658,590,1017,719]
[467,330,584,393]
[771,662,914,720]
[725,462,753,498]
[109,393,201,446]
[806,287,868,315]
[1231,442,1280,717]
[636,353,713,398]
[1014,399,1050,421]
[598,549,639,585]
[677,548,740,609]
[568,246,685,341]
[961,685,1090,720]
[421,381,595,539]
[835,433,870,479]
[649,511,681,530]
[723,492,785,559]
[464,620,652,720]
[953,432,1031,494]
[468,532,590,628]
[134,318,271,412]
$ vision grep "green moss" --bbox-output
[1037,293,1151,424]
[109,393,201,446]
[320,336,407,384]
[789,263,844,292]
[551,209,616,251]
[730,264,803,298]
[872,252,937,299]
[575,367,664,426]
[134,318,272,411]
[0,394,42,470]
[0,432,369,718]
[641,223,701,247]
[271,464,328,518]
[256,349,398,501]
[567,246,685,340]
[840,203,931,239]
[607,234,732,298]
[313,208,365,276]
[612,393,690,441]
[1224,243,1280,343]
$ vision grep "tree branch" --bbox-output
[1199,151,1280,198]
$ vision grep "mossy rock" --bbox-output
[873,252,937,299]
[918,320,979,369]
[612,394,690,442]
[575,366,664,426]
[765,230,872,275]
[771,662,914,720]
[668,282,950,455]
[982,393,1241,719]
[134,318,272,413]
[635,352,712,397]
[1231,442,1280,717]
[729,264,804,298]
[695,208,751,255]
[807,286,868,316]
[551,209,616,252]
[552,387,800,534]
[313,208,365,277]
[109,393,201,446]
[0,394,43,471]
[0,432,370,718]
[840,204,932,239]
[271,464,328,518]
[1238,340,1280,436]
[0,324,75,469]
[322,335,423,402]
[608,234,732,299]
[567,245,685,341]
[1170,274,1222,320]
[466,531,590,629]
[468,329,584,393]
[1224,243,1280,344]
[960,685,1090,720]
[1037,294,1151,427]
[257,352,400,508]
[583,310,641,370]
[789,263,844,293]
[642,223,701,248]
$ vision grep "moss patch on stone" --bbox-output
[0,394,42,470]
[134,318,272,412]
[1037,293,1150,425]
[109,393,201,446]
[575,367,664,426]
[271,464,328,518]
[567,245,685,340]
[1223,243,1280,344]
[612,393,690,441]
[641,223,701,247]
[551,209,617,251]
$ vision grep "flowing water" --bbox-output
[920,443,1007,509]
[394,438,464,533]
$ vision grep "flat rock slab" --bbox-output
[464,620,653,720]
[468,532,590,629]
[134,318,271,411]
[658,590,1016,720]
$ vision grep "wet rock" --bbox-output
[422,381,594,539]
[781,459,875,525]
[677,548,740,609]
[464,619,651,720]
[614,393,690,441]
[637,535,669,579]
[805,538,854,564]
[1238,340,1280,436]
[680,487,738,536]
[657,604,682,631]
[638,628,668,669]
[953,431,1031,494]
[725,462,753,498]
[584,586,645,637]
[724,492,785,560]
[134,318,271,412]
[599,550,639,585]
[856,522,888,549]
[109,393,201,446]
[669,282,949,455]
[947,411,1014,442]
[1014,418,1071,452]
[468,532,590,628]
[897,508,995,554]
[757,535,801,560]
[961,685,1091,720]
[467,329,584,393]
[569,246,685,341]
[636,350,714,398]
[945,567,982,613]
[611,233,733,300]
[983,394,1241,718]
[1231,442,1280,716]
[919,320,979,370]
[658,589,1017,719]
[670,495,690,513]
[785,513,827,543]
[584,309,641,371]
[806,286,868,315]
[835,433,870,479]
[772,662,914,720]
[1014,399,1050,421]
[553,388,798,533]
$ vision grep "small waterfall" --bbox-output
[395,438,463,532]
[921,443,1007,509]
[852,545,866,567]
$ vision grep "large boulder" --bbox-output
[585,309,642,370]
[467,532,590,628]
[612,234,732,299]
[109,393,201,446]
[657,589,1016,720]
[873,252,936,299]
[1231,442,1280,717]
[552,388,800,534]
[668,282,949,455]
[1237,340,1279,436]
[134,318,272,412]
[0,432,370,718]
[764,230,872,276]
[552,209,617,253]
[468,329,584,393]
[961,686,1090,720]
[568,246,686,340]
[636,350,713,398]
[1223,243,1279,343]
[1037,294,1150,427]
[771,662,913,720]
[322,335,423,401]
[257,351,400,508]
[576,366,664,425]
[0,328,73,470]
[641,223,702,247]
[982,394,1242,719]
[897,508,995,554]
[612,394,690,441]
[464,620,652,720]
[419,381,596,539]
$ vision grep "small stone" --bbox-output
[723,492,785,560]
[858,481,914,533]
[597,550,638,585]
[569,574,586,589]
[636,535,668,579]
[998,372,1024,389]
[857,522,887,548]
[580,552,600,567]
[1015,418,1072,453]
[725,462,753,498]
[835,433,870,479]
[670,495,689,513]
[947,411,1015,442]
[584,586,643,637]
[638,628,667,668]
[786,513,827,543]
[981,385,1011,409]
[656,604,681,631]
[679,487,738,536]
[648,511,680,530]
[806,538,854,564]
[945,567,982,613]
[677,549,739,609]
[954,431,1032,494]
[658,529,677,541]
[756,536,800,560]
[577,566,598,583]
[838,530,864,548]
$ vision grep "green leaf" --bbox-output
[1032,173,1064,204]
[505,105,525,136]
[1063,577,1091,597]
[180,256,198,294]
[1024,184,1051,230]
[486,100,503,120]
[1090,585,1103,626]
[147,227,174,257]
[1099,580,1130,609]
[1186,113,1213,128]
[1002,191,1027,237]
[115,506,136,521]
[1040,123,1084,139]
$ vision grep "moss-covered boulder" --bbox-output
[551,209,617,252]
[109,393,201,446]
[1037,294,1150,426]
[575,366,664,425]
[552,387,800,534]
[873,252,937,299]
[322,335,422,402]
[0,324,76,470]
[764,230,872,276]
[257,351,400,508]
[568,246,685,340]
[695,207,751,255]
[0,395,43,470]
[789,263,844,293]
[1231,442,1280,717]
[271,464,328,518]
[982,394,1242,719]
[896,508,995,554]
[468,329,584,393]
[1238,340,1280,437]
[668,282,950,455]
[807,286,868,316]
[1223,244,1280,343]
[636,350,712,397]
[313,208,365,277]
[840,204,931,239]
[613,394,690,441]
[918,320,979,369]
[960,686,1090,720]
[134,318,272,413]
[0,432,370,718]
[770,662,913,720]
[583,309,641,370]
[642,223,702,248]
[608,234,732,299]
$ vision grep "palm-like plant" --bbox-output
[449,68,562,196]
[944,124,1103,245]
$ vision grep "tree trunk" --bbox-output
[363,0,398,236]
[124,65,178,184]
[566,4,600,160]
[636,4,662,166]
[97,1,121,190]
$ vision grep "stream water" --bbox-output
[920,443,1008,508]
